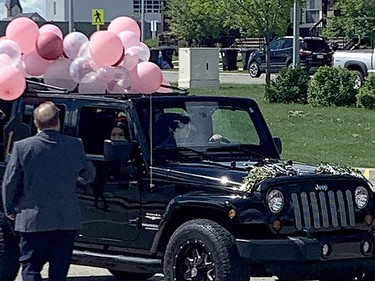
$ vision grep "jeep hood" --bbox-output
[152,160,318,192]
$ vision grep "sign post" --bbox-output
[150,20,158,39]
[92,9,105,31]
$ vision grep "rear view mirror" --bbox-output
[103,139,131,161]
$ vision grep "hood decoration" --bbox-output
[241,160,365,191]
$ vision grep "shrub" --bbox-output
[356,75,375,109]
[307,66,358,107]
[265,67,310,104]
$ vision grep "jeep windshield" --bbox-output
[135,96,280,162]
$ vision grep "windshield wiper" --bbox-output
[206,144,265,159]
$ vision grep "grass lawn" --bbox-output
[190,84,375,168]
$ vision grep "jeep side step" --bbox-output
[72,250,163,273]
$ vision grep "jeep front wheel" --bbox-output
[164,219,249,281]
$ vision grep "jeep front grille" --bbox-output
[291,190,355,231]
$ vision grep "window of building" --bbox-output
[303,0,322,25]
[53,2,57,15]
[133,0,160,14]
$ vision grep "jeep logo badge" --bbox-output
[315,184,328,191]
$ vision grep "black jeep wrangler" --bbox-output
[1,80,375,281]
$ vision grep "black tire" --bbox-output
[248,61,261,78]
[352,70,364,89]
[109,270,154,281]
[164,218,249,281]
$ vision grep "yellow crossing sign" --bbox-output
[92,9,105,25]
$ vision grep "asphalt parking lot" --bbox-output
[15,264,282,281]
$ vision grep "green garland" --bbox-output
[242,161,365,192]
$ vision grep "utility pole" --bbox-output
[68,0,74,32]
[141,0,145,41]
[292,0,300,67]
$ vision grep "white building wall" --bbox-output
[45,0,161,23]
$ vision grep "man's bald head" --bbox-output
[34,101,60,131]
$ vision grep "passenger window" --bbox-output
[78,106,129,155]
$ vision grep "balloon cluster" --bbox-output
[0,16,171,101]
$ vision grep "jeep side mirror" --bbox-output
[273,137,282,155]
[103,139,131,161]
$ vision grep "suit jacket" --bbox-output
[2,130,96,232]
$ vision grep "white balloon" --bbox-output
[97,66,116,83]
[139,42,151,61]
[126,46,149,63]
[70,56,97,83]
[0,39,21,66]
[106,66,131,93]
[78,79,107,94]
[63,32,89,59]
[77,41,91,58]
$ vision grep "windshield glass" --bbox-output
[136,97,280,162]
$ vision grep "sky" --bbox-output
[0,0,46,18]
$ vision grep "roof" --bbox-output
[5,0,21,9]
[6,12,46,22]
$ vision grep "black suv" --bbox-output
[1,80,375,281]
[248,36,333,77]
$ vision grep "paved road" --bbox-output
[15,264,280,281]
[162,70,276,85]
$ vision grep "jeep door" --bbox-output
[74,103,141,245]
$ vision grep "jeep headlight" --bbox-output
[267,189,284,213]
[355,186,369,209]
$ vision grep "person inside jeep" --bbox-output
[110,114,128,141]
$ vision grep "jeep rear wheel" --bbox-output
[164,219,249,281]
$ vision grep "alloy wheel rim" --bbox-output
[174,239,215,281]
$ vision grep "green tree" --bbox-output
[323,0,375,47]
[165,0,229,46]
[224,0,299,90]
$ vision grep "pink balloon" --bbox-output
[0,65,26,100]
[44,58,77,90]
[122,52,139,71]
[6,17,39,54]
[36,32,64,60]
[23,51,51,76]
[118,30,140,49]
[89,31,124,67]
[131,62,163,94]
[156,79,173,93]
[39,24,63,39]
[108,16,141,38]
[63,32,88,59]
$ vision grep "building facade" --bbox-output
[45,0,162,39]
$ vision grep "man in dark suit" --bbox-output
[2,101,96,281]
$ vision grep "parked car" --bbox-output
[248,36,333,77]
[333,48,375,88]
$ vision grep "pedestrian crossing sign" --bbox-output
[92,9,105,25]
